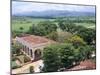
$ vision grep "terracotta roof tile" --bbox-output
[66,60,96,71]
[18,35,55,46]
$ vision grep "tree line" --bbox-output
[57,19,96,45]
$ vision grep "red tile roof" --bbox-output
[66,60,96,71]
[18,35,55,46]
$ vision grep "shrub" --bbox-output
[12,60,21,69]
[12,65,21,69]
[29,66,34,73]
[24,55,31,63]
[12,57,17,61]
[46,31,58,41]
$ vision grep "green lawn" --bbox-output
[12,22,32,32]
[75,23,95,29]
[12,17,55,32]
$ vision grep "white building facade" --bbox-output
[15,35,55,61]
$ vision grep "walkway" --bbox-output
[12,60,43,74]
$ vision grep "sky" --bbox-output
[12,1,95,15]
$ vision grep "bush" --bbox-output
[12,57,17,61]
[12,44,22,56]
[24,55,31,63]
[46,31,58,41]
[29,66,34,73]
[12,65,21,69]
[42,45,61,72]
[12,31,22,38]
[12,60,21,69]
[29,21,57,36]
[67,35,86,48]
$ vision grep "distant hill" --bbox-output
[13,10,95,18]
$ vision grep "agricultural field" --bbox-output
[12,16,55,32]
[75,23,95,28]
[64,16,95,29]
[12,16,95,33]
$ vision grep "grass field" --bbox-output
[75,23,95,29]
[12,17,55,32]
[12,16,95,32]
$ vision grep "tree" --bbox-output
[19,27,24,31]
[19,27,24,33]
[73,48,82,65]
[29,21,57,36]
[57,19,95,45]
[57,19,67,31]
[57,19,76,34]
[58,44,75,68]
[12,31,22,38]
[42,45,61,72]
[57,32,72,43]
[42,43,76,71]
[63,22,76,34]
[46,31,58,41]
[42,43,94,72]
[80,45,93,59]
[12,44,22,55]
[77,28,95,45]
[67,35,86,48]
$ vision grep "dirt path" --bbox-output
[12,60,43,74]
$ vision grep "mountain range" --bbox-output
[13,10,95,18]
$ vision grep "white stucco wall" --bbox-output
[16,37,52,60]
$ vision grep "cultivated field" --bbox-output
[12,16,95,32]
[12,17,55,32]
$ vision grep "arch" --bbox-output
[34,49,41,60]
[23,45,24,51]
[30,49,33,58]
[27,47,30,55]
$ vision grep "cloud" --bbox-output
[12,1,95,15]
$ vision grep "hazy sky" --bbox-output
[12,1,95,15]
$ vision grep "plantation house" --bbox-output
[15,34,55,61]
